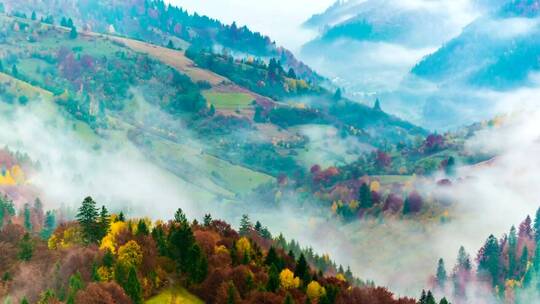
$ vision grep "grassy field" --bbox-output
[0,72,53,100]
[374,175,414,184]
[147,134,274,197]
[109,35,227,85]
[203,92,254,110]
[146,287,203,304]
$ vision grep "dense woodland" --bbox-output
[0,195,436,304]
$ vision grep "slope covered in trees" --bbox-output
[0,196,421,304]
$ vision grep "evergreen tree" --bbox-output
[18,233,33,261]
[21,297,29,304]
[118,211,125,222]
[69,26,78,39]
[425,291,436,304]
[519,247,529,277]
[478,235,500,287]
[534,207,540,242]
[266,265,279,292]
[333,88,342,100]
[98,205,110,240]
[359,183,372,209]
[508,225,517,278]
[67,18,74,28]
[203,213,212,226]
[136,219,149,236]
[66,272,84,304]
[373,98,382,111]
[31,11,36,21]
[11,64,18,77]
[174,208,188,224]
[295,254,310,284]
[436,258,447,288]
[60,17,67,27]
[167,39,174,49]
[125,266,142,304]
[76,196,99,243]
[239,214,252,236]
[103,248,115,268]
[40,210,56,239]
[287,68,297,79]
[23,203,32,231]
[439,298,450,304]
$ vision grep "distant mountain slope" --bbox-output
[412,0,540,89]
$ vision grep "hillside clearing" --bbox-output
[203,92,254,109]
[145,286,203,304]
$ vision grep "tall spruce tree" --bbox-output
[436,258,447,288]
[508,226,517,278]
[125,266,142,304]
[76,196,99,243]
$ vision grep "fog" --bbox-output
[169,0,335,52]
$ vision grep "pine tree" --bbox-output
[31,11,36,21]
[508,225,517,278]
[174,208,188,224]
[76,196,99,243]
[478,235,500,287]
[21,297,29,304]
[287,68,297,79]
[118,211,125,222]
[136,219,149,236]
[167,39,174,49]
[359,183,372,209]
[534,207,540,242]
[69,26,78,39]
[266,265,279,292]
[519,247,529,277]
[18,233,33,261]
[23,203,32,231]
[40,210,56,239]
[98,205,110,240]
[66,272,84,304]
[333,88,342,101]
[373,98,382,111]
[436,258,447,289]
[11,64,18,77]
[125,266,142,304]
[295,254,310,284]
[203,213,212,226]
[284,293,294,304]
[239,214,252,236]
[425,291,436,304]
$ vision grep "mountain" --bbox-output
[299,0,484,102]
[412,0,540,90]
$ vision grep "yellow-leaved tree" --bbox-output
[279,268,300,290]
[100,221,128,253]
[117,240,143,269]
[307,281,326,301]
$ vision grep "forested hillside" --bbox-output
[0,195,428,304]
